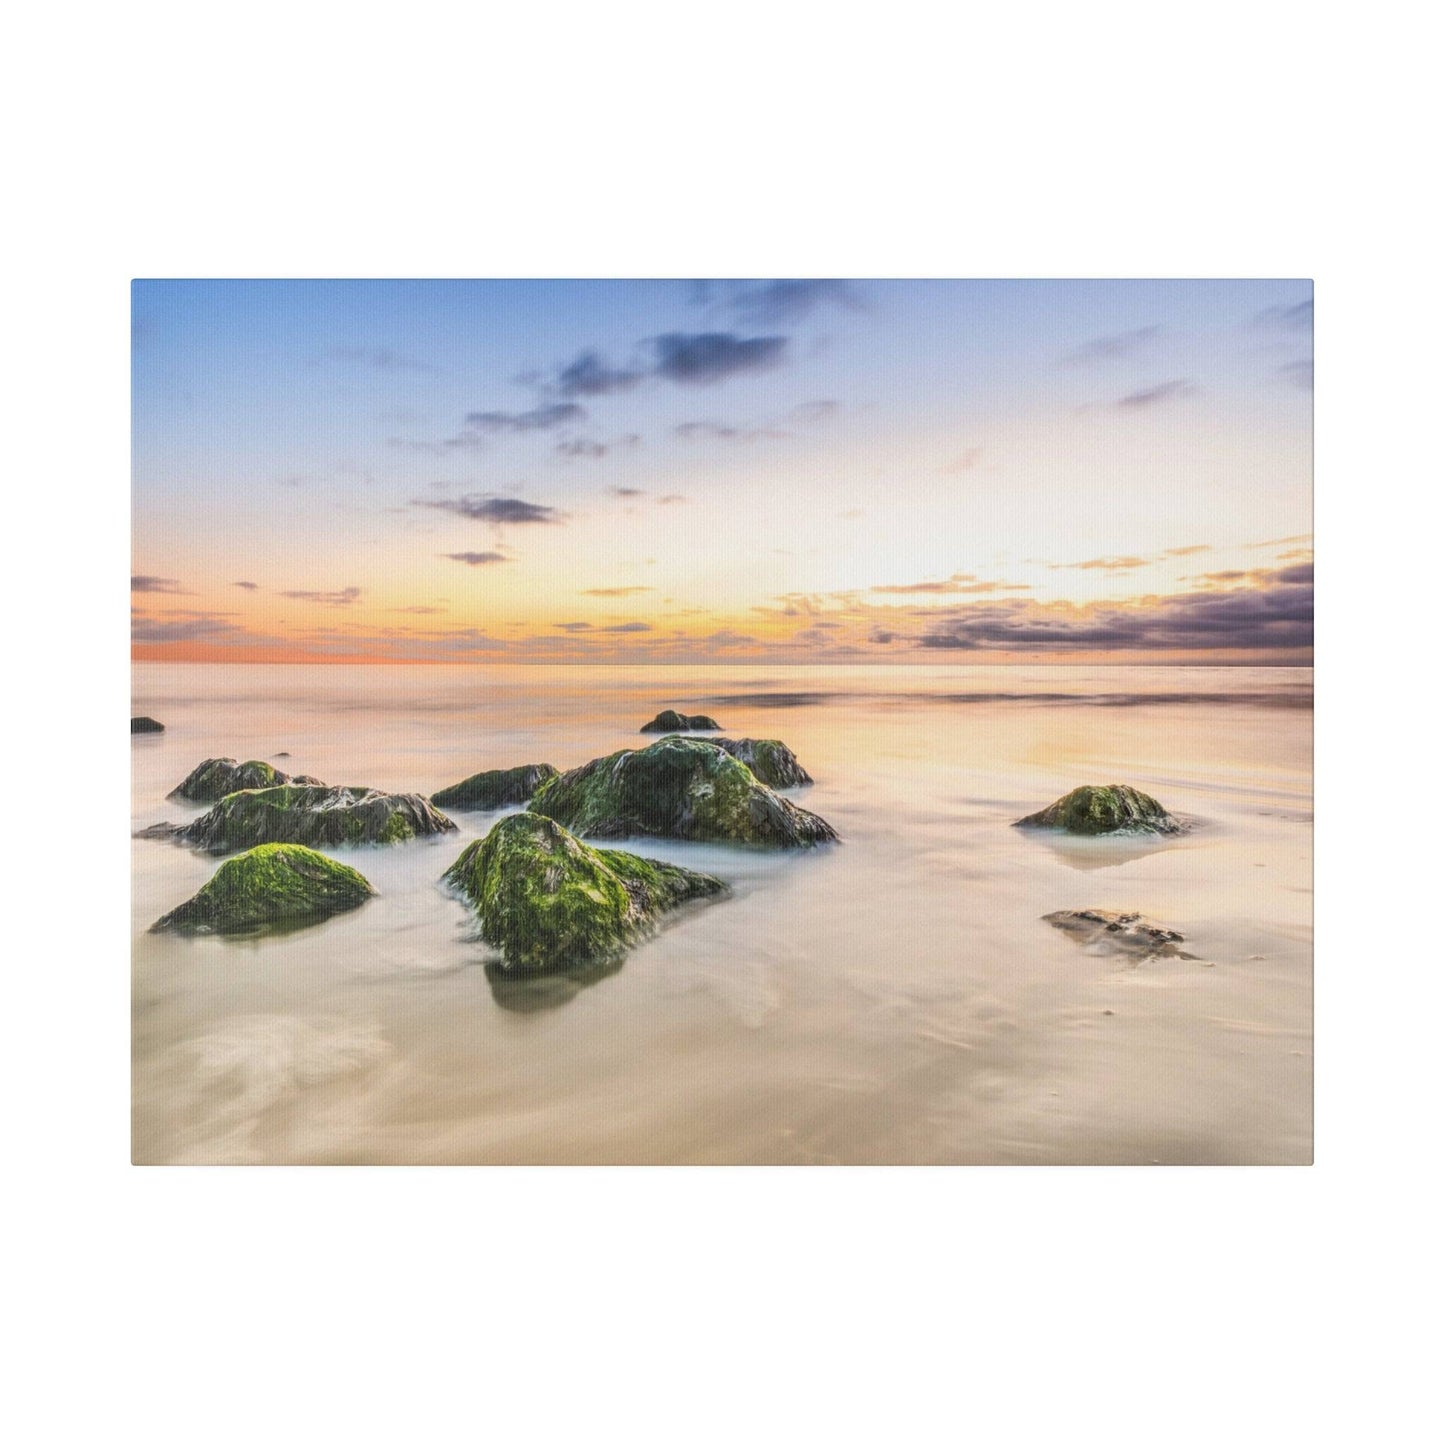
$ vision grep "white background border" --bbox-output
[8,3,1433,1441]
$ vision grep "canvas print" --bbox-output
[131,279,1313,1164]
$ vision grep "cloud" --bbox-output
[913,565,1311,653]
[1053,556,1151,571]
[1256,298,1313,331]
[443,551,509,566]
[674,419,787,442]
[1063,325,1162,364]
[792,399,839,423]
[132,575,189,594]
[419,495,563,525]
[392,605,448,614]
[554,622,593,632]
[652,332,787,385]
[279,586,362,606]
[331,346,436,373]
[723,280,864,327]
[871,573,1031,595]
[550,350,646,398]
[131,611,241,642]
[1117,379,1199,409]
[1280,359,1313,391]
[555,438,606,459]
[656,494,688,505]
[233,580,259,590]
[1163,545,1211,557]
[581,586,653,597]
[464,402,586,433]
[598,622,653,633]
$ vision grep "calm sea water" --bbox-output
[131,663,1312,1164]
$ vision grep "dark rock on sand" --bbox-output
[706,737,813,788]
[529,736,838,848]
[444,812,728,974]
[641,709,722,733]
[431,762,559,812]
[131,716,165,734]
[171,757,293,802]
[1015,784,1182,836]
[151,843,375,936]
[1043,909,1195,960]
[167,784,457,855]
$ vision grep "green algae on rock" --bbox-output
[431,762,559,811]
[173,784,457,855]
[131,716,164,734]
[151,843,375,936]
[443,812,728,973]
[640,709,722,733]
[529,736,838,847]
[171,757,294,802]
[1043,909,1196,961]
[706,737,813,788]
[1015,784,1182,836]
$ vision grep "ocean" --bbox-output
[131,663,1312,1164]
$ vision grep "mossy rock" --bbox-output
[151,843,375,936]
[443,812,729,974]
[1043,909,1196,961]
[171,757,294,802]
[1015,784,1182,836]
[641,709,722,733]
[705,737,812,788]
[431,762,559,811]
[529,736,838,847]
[131,716,164,734]
[174,784,458,855]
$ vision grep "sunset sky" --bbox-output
[132,279,1312,663]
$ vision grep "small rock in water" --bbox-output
[131,716,165,734]
[704,737,813,788]
[1016,784,1183,836]
[171,757,296,802]
[641,709,722,733]
[431,762,559,811]
[1044,909,1196,961]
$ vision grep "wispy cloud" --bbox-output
[232,580,259,590]
[443,551,509,566]
[1255,298,1313,331]
[1052,555,1151,571]
[581,586,654,597]
[419,495,563,525]
[1117,379,1199,410]
[1064,325,1162,364]
[464,402,587,433]
[132,575,189,594]
[721,280,864,327]
[550,350,646,398]
[871,573,1030,595]
[279,586,362,606]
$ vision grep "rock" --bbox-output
[529,736,838,847]
[707,737,812,788]
[641,709,722,733]
[431,762,559,811]
[443,812,728,974]
[1015,784,1182,835]
[151,843,375,935]
[1043,909,1196,960]
[131,717,164,734]
[170,757,293,802]
[168,784,457,855]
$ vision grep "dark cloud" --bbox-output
[599,622,653,633]
[652,332,787,385]
[233,580,259,590]
[556,438,607,459]
[611,486,646,498]
[465,402,586,433]
[1280,359,1313,391]
[1117,379,1199,409]
[554,622,593,632]
[279,586,362,606]
[331,346,436,373]
[419,495,563,525]
[132,575,189,594]
[723,280,864,327]
[1256,298,1313,331]
[1063,325,1162,364]
[443,551,509,566]
[551,350,646,398]
[581,586,653,597]
[914,565,1311,653]
[131,611,241,642]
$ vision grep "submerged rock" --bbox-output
[131,716,164,734]
[1015,784,1182,836]
[170,784,457,855]
[707,737,813,788]
[529,736,838,847]
[431,762,559,812]
[151,843,375,936]
[443,812,728,974]
[171,757,293,802]
[1043,909,1195,961]
[641,709,722,733]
